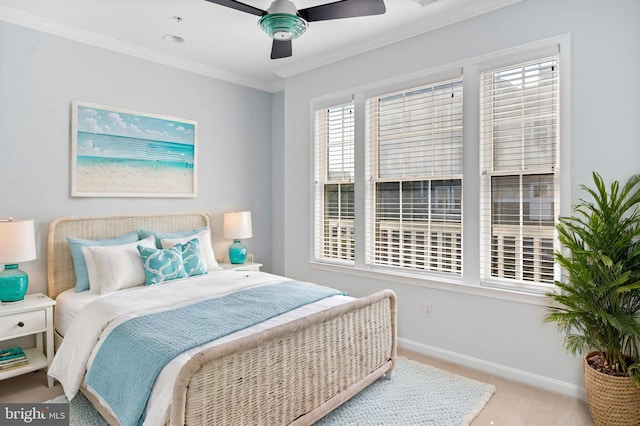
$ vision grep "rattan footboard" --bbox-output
[172,289,397,426]
[81,290,396,426]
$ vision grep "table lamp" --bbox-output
[223,211,252,264]
[0,218,37,303]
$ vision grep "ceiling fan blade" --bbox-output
[299,0,386,22]
[271,39,292,59]
[203,0,265,17]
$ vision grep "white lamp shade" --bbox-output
[0,219,37,264]
[223,211,253,240]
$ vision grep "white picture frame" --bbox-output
[71,100,197,198]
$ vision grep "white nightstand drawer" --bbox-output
[0,309,46,339]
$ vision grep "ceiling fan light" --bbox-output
[258,13,307,41]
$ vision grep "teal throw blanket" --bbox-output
[85,281,342,426]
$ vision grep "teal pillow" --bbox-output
[67,231,139,292]
[178,238,207,277]
[137,245,187,285]
[137,227,207,249]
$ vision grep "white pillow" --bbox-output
[83,236,155,294]
[160,229,219,271]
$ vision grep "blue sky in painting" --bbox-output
[76,105,195,145]
[75,104,196,162]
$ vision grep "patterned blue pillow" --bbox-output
[178,238,207,277]
[137,245,187,285]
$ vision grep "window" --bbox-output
[310,40,565,297]
[480,56,559,289]
[365,78,463,274]
[313,102,355,264]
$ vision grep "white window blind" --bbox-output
[313,102,355,264]
[480,56,559,289]
[365,78,463,274]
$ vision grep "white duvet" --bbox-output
[48,270,352,425]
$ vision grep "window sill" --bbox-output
[308,261,550,307]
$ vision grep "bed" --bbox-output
[46,212,397,426]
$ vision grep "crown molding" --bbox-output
[271,80,286,92]
[0,6,276,93]
[0,0,522,94]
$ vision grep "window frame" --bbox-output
[364,77,464,276]
[479,55,561,293]
[309,35,570,303]
[312,100,356,266]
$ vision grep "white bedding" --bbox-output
[54,288,102,336]
[49,270,353,426]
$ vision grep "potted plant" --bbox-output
[545,172,640,426]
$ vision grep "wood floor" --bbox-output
[0,348,593,425]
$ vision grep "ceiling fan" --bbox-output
[204,0,386,59]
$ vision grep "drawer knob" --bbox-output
[17,321,24,327]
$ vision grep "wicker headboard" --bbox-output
[46,212,211,299]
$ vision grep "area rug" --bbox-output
[45,357,495,425]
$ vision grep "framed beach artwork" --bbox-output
[71,100,197,197]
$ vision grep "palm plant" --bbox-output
[545,172,640,387]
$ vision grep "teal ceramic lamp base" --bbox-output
[0,264,28,303]
[228,240,247,264]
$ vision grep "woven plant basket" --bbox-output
[584,351,640,426]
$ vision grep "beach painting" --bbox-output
[71,100,197,197]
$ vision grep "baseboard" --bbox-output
[398,337,587,400]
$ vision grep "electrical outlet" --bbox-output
[246,253,254,263]
[423,303,432,318]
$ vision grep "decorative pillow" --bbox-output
[176,238,207,277]
[137,245,188,285]
[160,229,219,271]
[67,231,139,292]
[83,236,155,294]
[137,227,207,249]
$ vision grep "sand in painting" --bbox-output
[76,157,194,195]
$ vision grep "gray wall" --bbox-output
[0,20,274,295]
[279,0,640,395]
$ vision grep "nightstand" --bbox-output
[0,293,55,387]
[219,262,262,272]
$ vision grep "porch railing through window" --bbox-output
[491,224,555,284]
[321,219,355,260]
[372,221,462,273]
[324,219,554,282]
